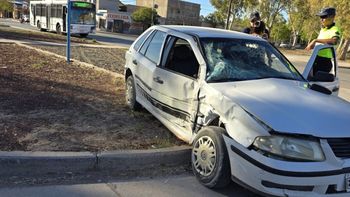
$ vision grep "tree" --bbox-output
[0,0,13,17]
[286,0,315,47]
[210,0,255,30]
[131,7,158,29]
[270,18,290,43]
[331,0,350,60]
[255,0,290,31]
[203,12,225,28]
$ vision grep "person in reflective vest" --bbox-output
[305,7,341,76]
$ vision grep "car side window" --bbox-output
[163,37,199,78]
[144,31,167,64]
[139,30,156,55]
[133,29,152,51]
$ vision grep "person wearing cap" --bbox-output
[243,11,270,40]
[305,7,341,75]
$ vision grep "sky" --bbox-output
[120,0,215,16]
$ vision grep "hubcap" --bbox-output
[192,136,216,177]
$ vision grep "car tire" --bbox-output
[125,75,141,111]
[191,126,231,188]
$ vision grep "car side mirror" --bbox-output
[309,83,332,95]
[310,71,335,82]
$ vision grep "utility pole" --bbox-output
[66,0,71,63]
[226,0,233,30]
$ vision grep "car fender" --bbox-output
[196,83,270,147]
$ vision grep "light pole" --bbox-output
[66,0,71,63]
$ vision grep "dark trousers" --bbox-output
[313,56,332,76]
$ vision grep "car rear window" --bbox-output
[133,29,152,51]
[144,31,167,64]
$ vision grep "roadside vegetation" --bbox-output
[204,0,350,61]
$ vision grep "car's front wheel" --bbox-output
[125,75,141,111]
[191,126,231,188]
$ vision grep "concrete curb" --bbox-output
[0,146,191,176]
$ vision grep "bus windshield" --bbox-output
[71,2,96,25]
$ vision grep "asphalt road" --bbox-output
[0,174,258,197]
[0,18,135,47]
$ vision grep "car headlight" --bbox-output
[253,135,325,162]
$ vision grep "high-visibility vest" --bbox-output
[316,24,341,58]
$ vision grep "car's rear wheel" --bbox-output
[80,33,88,38]
[192,126,231,188]
[125,75,141,111]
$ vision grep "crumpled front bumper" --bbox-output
[223,135,350,197]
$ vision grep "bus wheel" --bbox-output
[80,34,88,38]
[56,25,62,35]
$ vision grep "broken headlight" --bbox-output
[253,135,325,162]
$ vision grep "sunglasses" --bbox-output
[320,15,329,19]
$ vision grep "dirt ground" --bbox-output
[0,43,184,151]
[32,45,126,74]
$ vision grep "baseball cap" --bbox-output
[249,11,260,21]
[316,7,336,17]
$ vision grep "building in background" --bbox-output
[136,0,200,26]
[96,0,147,34]
[95,0,201,34]
[0,0,28,19]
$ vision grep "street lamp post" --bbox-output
[66,0,71,63]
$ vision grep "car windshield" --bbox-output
[200,38,304,83]
[71,3,96,25]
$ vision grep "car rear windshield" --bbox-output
[200,38,304,83]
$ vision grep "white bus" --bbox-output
[30,0,96,37]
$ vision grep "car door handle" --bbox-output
[132,59,137,65]
[153,76,163,84]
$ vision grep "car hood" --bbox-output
[209,78,350,138]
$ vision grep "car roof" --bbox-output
[156,25,263,41]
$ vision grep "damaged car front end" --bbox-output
[192,37,350,196]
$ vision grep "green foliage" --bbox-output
[210,0,256,29]
[203,11,225,28]
[255,0,290,31]
[208,0,350,45]
[0,0,13,13]
[131,7,158,27]
[270,22,291,42]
